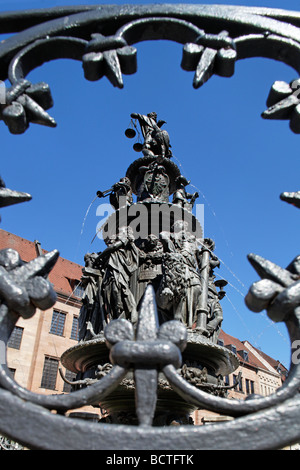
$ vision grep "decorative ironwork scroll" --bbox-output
[0,4,300,450]
[2,5,300,133]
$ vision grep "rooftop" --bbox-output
[0,228,83,298]
[218,330,286,376]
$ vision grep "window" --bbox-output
[224,375,229,386]
[73,282,84,298]
[217,339,224,347]
[50,311,66,336]
[246,379,255,394]
[233,374,242,391]
[241,350,249,362]
[41,356,59,390]
[8,368,16,379]
[229,344,237,355]
[68,279,84,298]
[63,370,77,393]
[70,316,79,341]
[7,326,23,350]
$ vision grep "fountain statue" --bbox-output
[61,113,239,425]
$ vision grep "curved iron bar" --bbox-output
[0,386,300,450]
[115,16,206,45]
[8,36,87,83]
[0,5,300,134]
[1,5,300,36]
[113,15,300,77]
[0,5,100,35]
[235,32,300,73]
[1,5,300,82]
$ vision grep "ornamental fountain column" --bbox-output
[61,112,239,425]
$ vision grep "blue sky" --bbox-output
[1,0,299,368]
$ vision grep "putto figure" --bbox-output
[172,175,199,210]
[97,176,133,209]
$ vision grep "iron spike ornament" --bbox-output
[0,4,300,451]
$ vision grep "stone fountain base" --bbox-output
[61,329,239,425]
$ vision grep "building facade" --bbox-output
[195,331,287,425]
[0,229,288,424]
[0,229,86,408]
